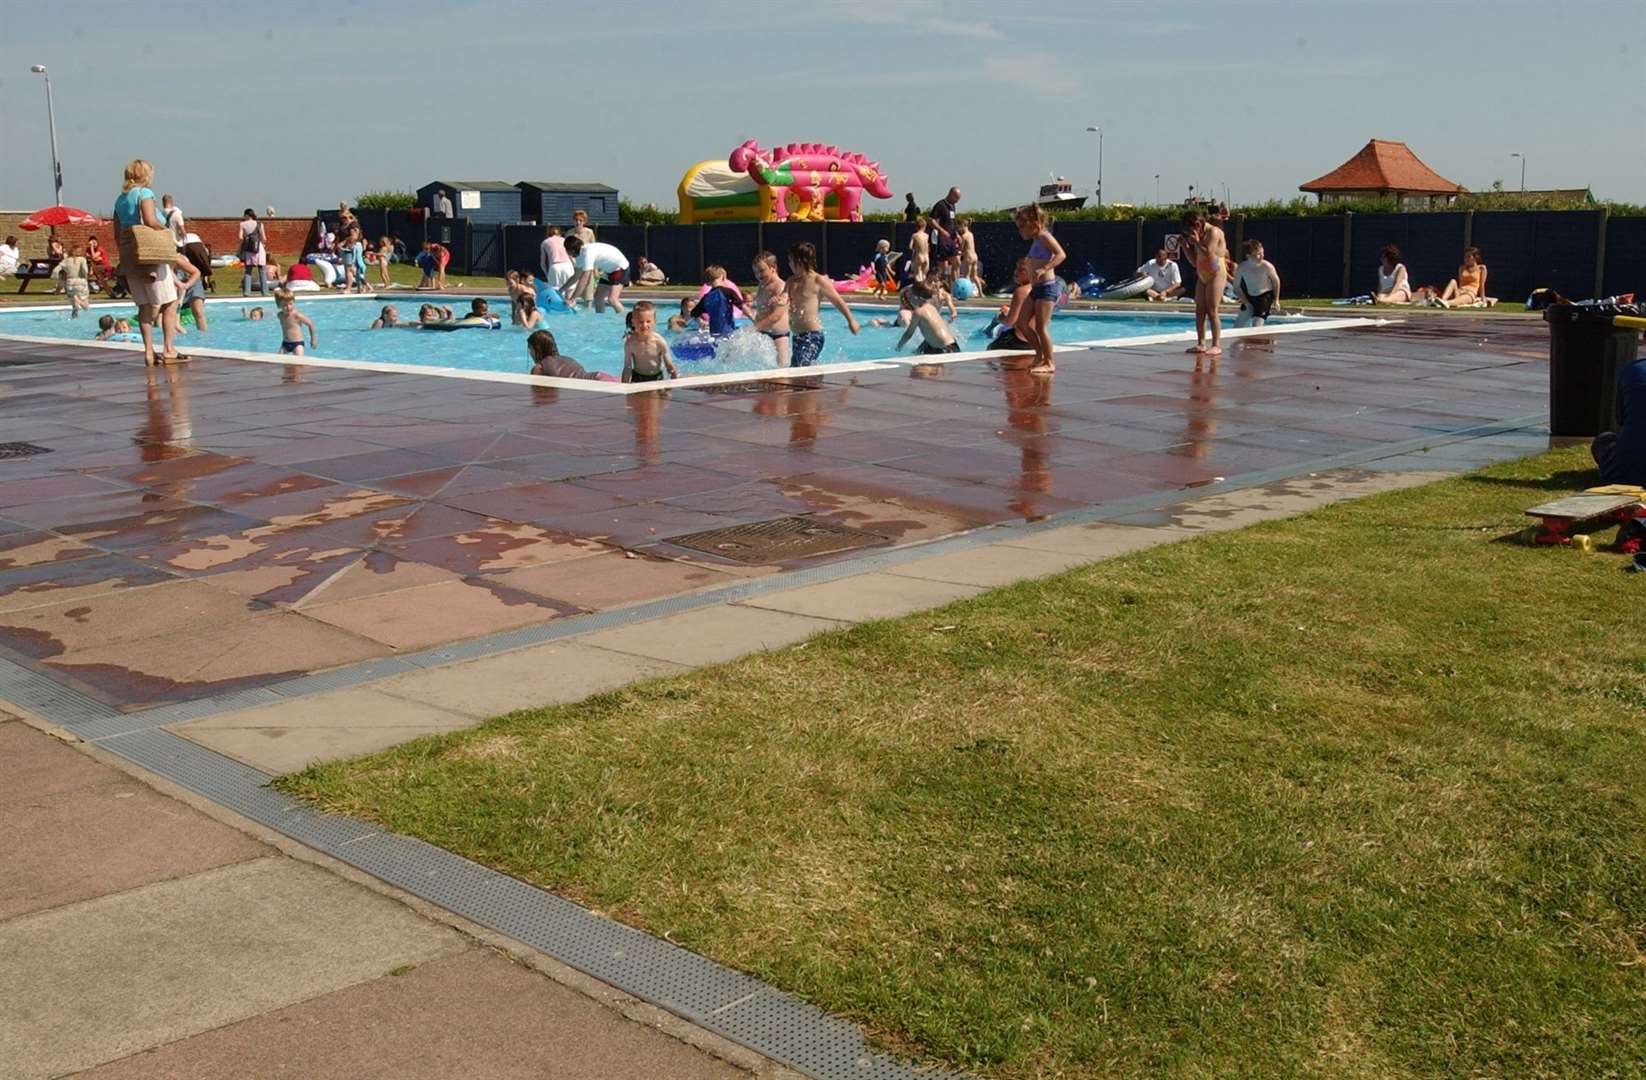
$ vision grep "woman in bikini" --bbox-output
[1179,210,1227,355]
[1435,247,1488,307]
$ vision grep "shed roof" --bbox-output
[425,180,519,193]
[516,181,619,193]
[1300,140,1464,195]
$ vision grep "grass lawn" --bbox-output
[290,448,1644,1076]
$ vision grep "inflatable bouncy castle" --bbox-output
[677,140,893,224]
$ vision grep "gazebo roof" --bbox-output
[1300,140,1464,195]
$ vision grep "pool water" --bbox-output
[0,294,1214,379]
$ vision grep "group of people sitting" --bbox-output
[1372,245,1496,307]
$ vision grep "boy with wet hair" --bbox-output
[784,242,858,367]
[896,282,960,355]
[751,251,791,367]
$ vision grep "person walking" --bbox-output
[161,194,186,245]
[902,192,919,223]
[434,189,454,217]
[928,187,962,281]
[112,159,187,365]
[238,209,269,295]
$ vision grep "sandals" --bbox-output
[158,354,191,364]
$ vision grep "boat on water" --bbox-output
[1035,176,1088,211]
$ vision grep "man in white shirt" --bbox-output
[561,236,630,314]
[0,235,19,278]
[161,195,186,245]
[1139,248,1183,300]
[434,189,454,217]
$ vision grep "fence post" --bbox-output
[696,224,705,281]
[820,221,829,278]
[1340,213,1353,298]
[1594,208,1609,298]
[1134,217,1143,267]
[1462,209,1473,252]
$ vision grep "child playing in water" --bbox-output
[57,251,91,319]
[751,251,792,367]
[986,258,1034,350]
[667,297,695,332]
[1233,240,1281,328]
[1015,205,1064,374]
[896,282,961,355]
[371,305,401,328]
[691,266,746,336]
[526,328,597,380]
[622,301,678,383]
[785,242,859,367]
[241,307,266,320]
[274,288,317,355]
[513,293,544,329]
[94,315,127,340]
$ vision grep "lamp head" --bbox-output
[31,65,48,74]
[1085,126,1100,132]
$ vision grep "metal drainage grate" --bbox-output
[697,380,805,396]
[0,442,52,460]
[667,516,890,564]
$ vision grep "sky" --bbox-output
[2,0,1643,218]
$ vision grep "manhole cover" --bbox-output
[667,516,889,564]
[697,381,803,396]
[0,442,51,460]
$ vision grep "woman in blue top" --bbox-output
[112,159,186,365]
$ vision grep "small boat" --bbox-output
[1035,176,1088,211]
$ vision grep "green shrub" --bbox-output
[619,200,679,225]
[355,190,417,211]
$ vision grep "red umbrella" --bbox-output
[17,206,104,231]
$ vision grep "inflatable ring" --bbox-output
[1099,273,1152,300]
[672,330,717,362]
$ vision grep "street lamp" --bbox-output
[1510,152,1526,192]
[1084,125,1103,207]
[1154,173,1160,206]
[30,65,63,206]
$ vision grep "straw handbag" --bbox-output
[118,223,176,271]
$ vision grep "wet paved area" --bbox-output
[0,316,1548,712]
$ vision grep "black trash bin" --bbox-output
[1544,304,1643,437]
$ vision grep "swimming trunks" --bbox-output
[1029,278,1060,302]
[279,340,302,354]
[601,269,626,287]
[791,330,824,367]
[629,369,665,383]
[917,340,961,355]
[1239,282,1275,320]
[761,330,790,340]
[989,332,1032,351]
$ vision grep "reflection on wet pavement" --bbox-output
[0,317,1548,709]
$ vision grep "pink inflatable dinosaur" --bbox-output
[728,140,894,223]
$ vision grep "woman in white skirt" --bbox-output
[113,159,186,365]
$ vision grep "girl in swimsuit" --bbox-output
[1437,247,1488,307]
[1015,204,1064,374]
[1179,210,1228,355]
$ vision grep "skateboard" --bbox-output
[1522,491,1644,550]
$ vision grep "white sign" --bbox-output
[458,190,481,210]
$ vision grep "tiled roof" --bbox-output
[426,181,519,193]
[1300,140,1464,195]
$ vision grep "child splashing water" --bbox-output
[274,288,317,355]
[1014,205,1064,374]
[785,242,859,367]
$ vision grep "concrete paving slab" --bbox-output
[0,858,467,1080]
[173,690,476,772]
[578,605,847,667]
[1100,470,1444,531]
[883,544,1096,588]
[373,641,689,718]
[2,757,267,918]
[736,572,984,623]
[995,522,1191,559]
[76,948,748,1080]
[0,719,111,805]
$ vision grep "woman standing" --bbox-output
[112,159,186,365]
[238,209,268,295]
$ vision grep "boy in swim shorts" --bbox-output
[784,242,858,367]
[621,301,678,383]
[751,251,792,367]
[895,282,961,355]
[274,288,316,355]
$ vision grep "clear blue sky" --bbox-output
[2,0,1642,216]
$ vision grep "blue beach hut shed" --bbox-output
[515,182,620,228]
[415,181,522,225]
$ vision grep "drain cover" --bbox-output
[667,516,889,564]
[697,381,803,396]
[0,442,51,460]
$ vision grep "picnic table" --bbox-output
[12,257,62,294]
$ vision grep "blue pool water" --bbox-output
[0,294,1214,379]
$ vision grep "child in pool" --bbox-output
[896,282,960,355]
[241,306,266,321]
[785,242,859,367]
[57,253,91,319]
[526,328,597,380]
[513,293,545,329]
[274,288,316,355]
[691,271,745,336]
[667,297,695,332]
[985,258,1034,350]
[1233,240,1282,328]
[622,302,678,383]
[750,251,792,367]
[371,305,401,328]
[1015,204,1064,374]
[94,315,126,340]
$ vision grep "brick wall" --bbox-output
[0,213,314,261]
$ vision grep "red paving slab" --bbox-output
[0,318,1549,710]
[75,949,746,1080]
[0,720,269,919]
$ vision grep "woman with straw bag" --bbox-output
[113,159,187,365]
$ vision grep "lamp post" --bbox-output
[1084,125,1103,207]
[30,65,63,206]
[1154,173,1160,206]
[1510,152,1525,192]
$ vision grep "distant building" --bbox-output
[515,182,619,228]
[1300,140,1465,208]
[414,181,522,225]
